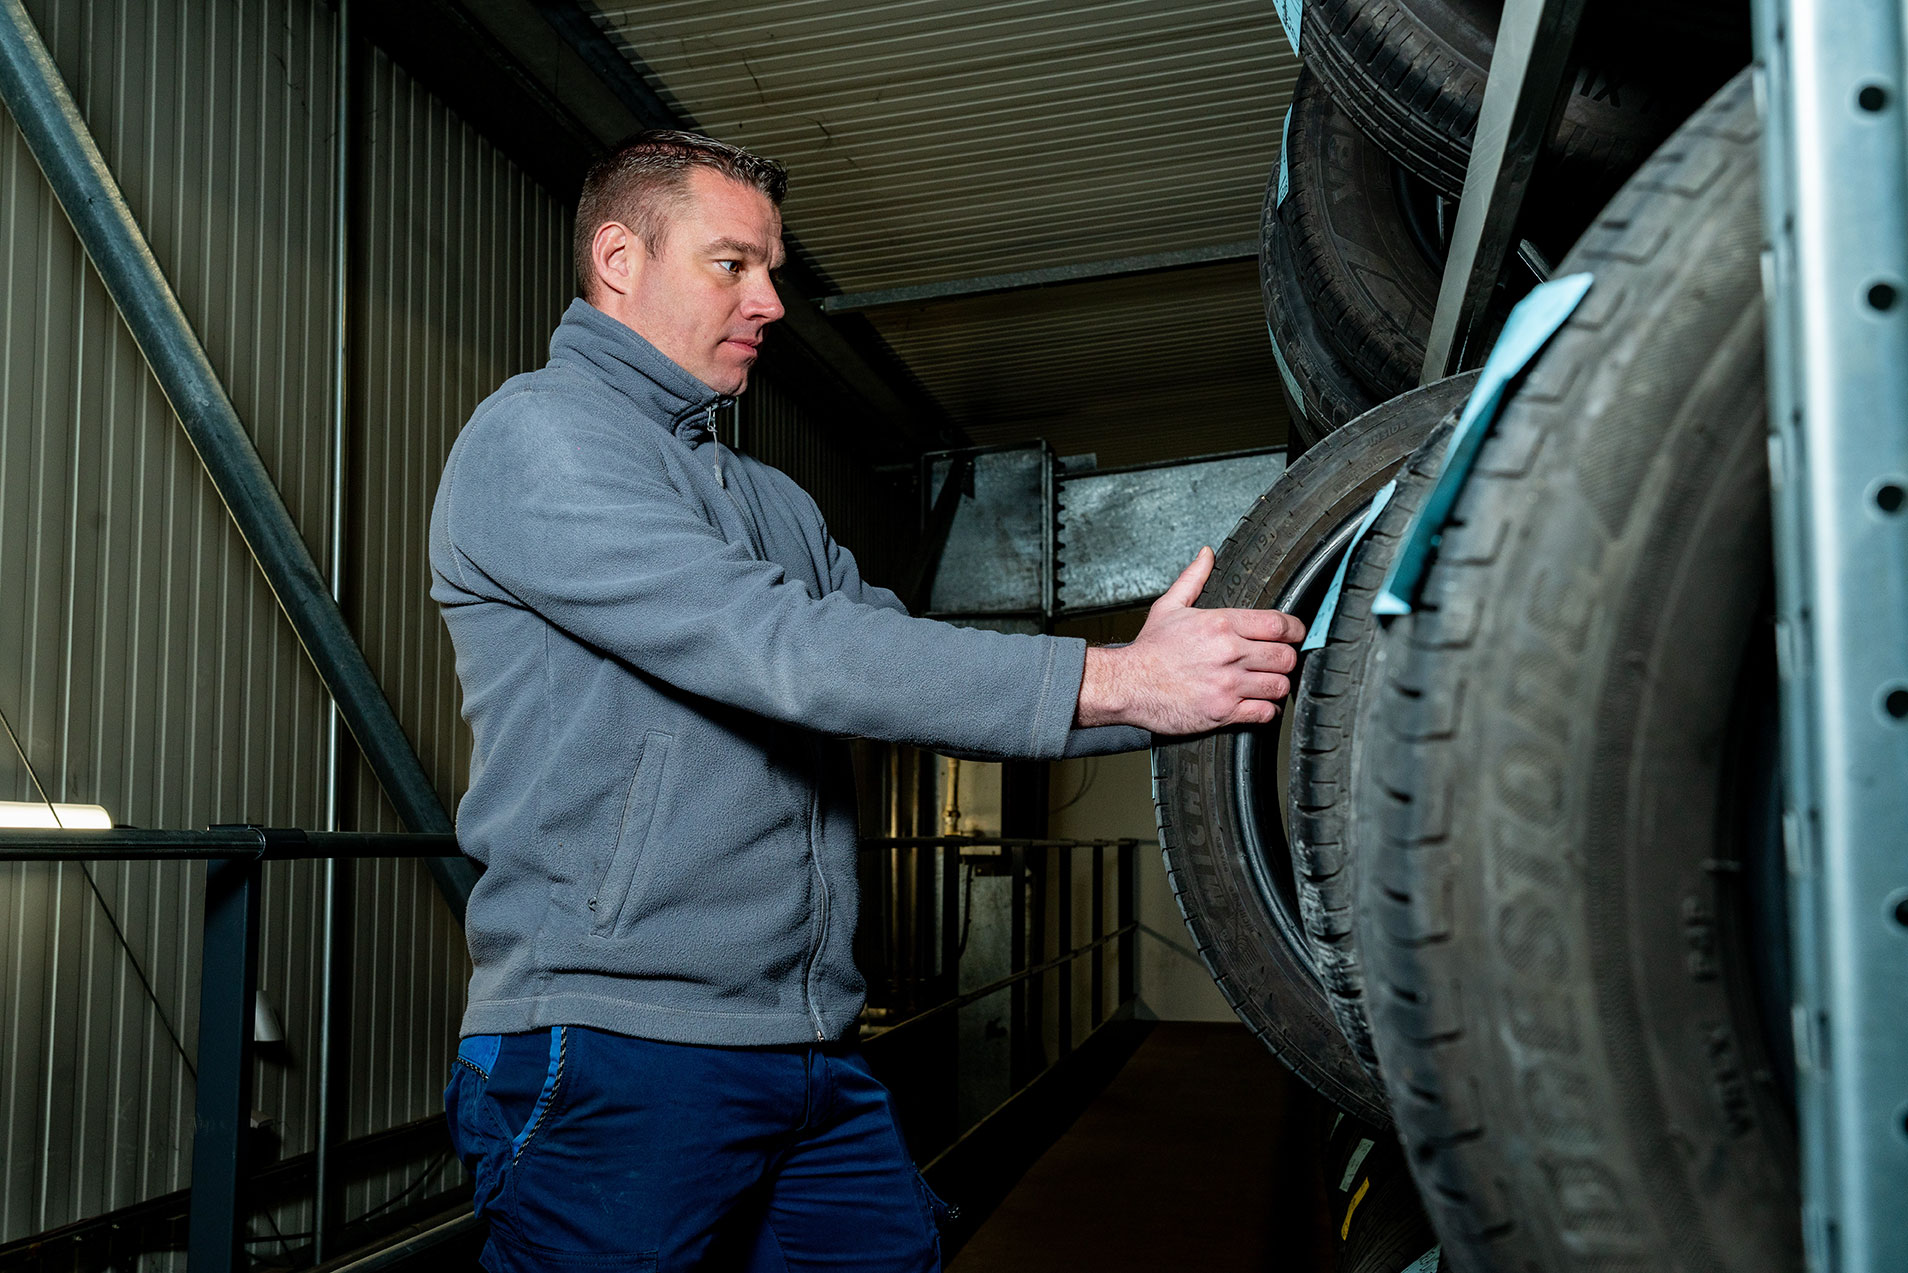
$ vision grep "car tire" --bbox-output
[1260,134,1380,451]
[1286,414,1454,1083]
[1353,68,1801,1272]
[1300,0,1715,203]
[1149,371,1477,1126]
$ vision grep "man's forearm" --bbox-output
[1075,645,1132,728]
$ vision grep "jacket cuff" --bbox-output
[1027,635,1090,760]
[1061,724,1151,757]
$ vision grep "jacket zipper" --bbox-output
[804,784,830,1041]
[705,405,726,488]
[699,397,825,1040]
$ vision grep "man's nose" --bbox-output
[751,276,788,324]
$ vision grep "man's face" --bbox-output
[594,168,787,395]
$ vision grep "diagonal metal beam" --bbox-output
[0,0,476,921]
[1420,0,1586,381]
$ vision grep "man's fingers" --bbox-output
[1227,606,1306,645]
[1238,641,1299,675]
[1227,699,1279,727]
[1156,546,1214,610]
[1238,672,1291,703]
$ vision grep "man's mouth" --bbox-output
[723,336,761,353]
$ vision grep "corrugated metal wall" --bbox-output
[0,0,571,1257]
[0,0,341,1251]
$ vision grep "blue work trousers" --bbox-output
[444,1025,947,1271]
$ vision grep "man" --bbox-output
[430,131,1304,1272]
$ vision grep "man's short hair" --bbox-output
[573,130,788,296]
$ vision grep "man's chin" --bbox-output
[692,366,751,396]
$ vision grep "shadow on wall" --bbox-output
[1049,610,1234,1024]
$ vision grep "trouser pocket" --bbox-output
[914,1171,957,1231]
[443,1030,565,1218]
[445,1036,510,1216]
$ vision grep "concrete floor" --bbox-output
[948,1022,1334,1272]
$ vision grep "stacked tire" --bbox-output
[1165,10,1799,1271]
[1262,0,1745,449]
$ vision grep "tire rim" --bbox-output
[1232,503,1372,983]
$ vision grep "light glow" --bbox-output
[0,800,114,829]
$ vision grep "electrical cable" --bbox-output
[1049,757,1100,815]
[0,698,300,1258]
[352,1150,455,1224]
[0,700,198,1079]
[955,863,977,958]
[240,1148,457,1246]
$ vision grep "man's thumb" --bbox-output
[1158,547,1214,609]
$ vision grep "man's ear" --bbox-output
[591,222,641,298]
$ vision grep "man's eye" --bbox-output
[716,260,741,274]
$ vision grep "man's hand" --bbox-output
[1075,547,1305,734]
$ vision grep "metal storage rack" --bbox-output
[1424,2,1908,1268]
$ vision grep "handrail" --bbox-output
[0,829,1153,862]
[0,828,457,861]
[862,921,1138,1044]
[860,835,1151,850]
[0,826,1143,1269]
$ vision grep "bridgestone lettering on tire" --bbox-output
[1354,70,1800,1273]
[1150,373,1477,1127]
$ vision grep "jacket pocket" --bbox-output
[589,732,671,939]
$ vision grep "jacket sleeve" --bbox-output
[821,525,1152,759]
[438,410,1085,760]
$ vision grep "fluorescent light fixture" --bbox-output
[0,800,114,829]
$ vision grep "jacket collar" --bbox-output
[547,298,732,443]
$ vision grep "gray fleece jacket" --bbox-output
[430,299,1144,1046]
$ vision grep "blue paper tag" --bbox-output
[1275,105,1293,209]
[1404,1246,1441,1273]
[1302,480,1396,652]
[1372,273,1594,618]
[1268,322,1307,423]
[1274,0,1302,55]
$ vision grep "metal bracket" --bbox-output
[1756,3,1908,1270]
[1420,0,1587,381]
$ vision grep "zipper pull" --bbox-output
[707,407,725,488]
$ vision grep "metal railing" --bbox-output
[856,834,1144,1176]
[858,835,1138,1053]
[0,828,456,1273]
[0,829,1144,1271]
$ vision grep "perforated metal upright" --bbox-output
[1756,3,1908,1269]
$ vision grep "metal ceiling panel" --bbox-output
[586,0,1298,293]
[584,0,1297,463]
[871,260,1287,466]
